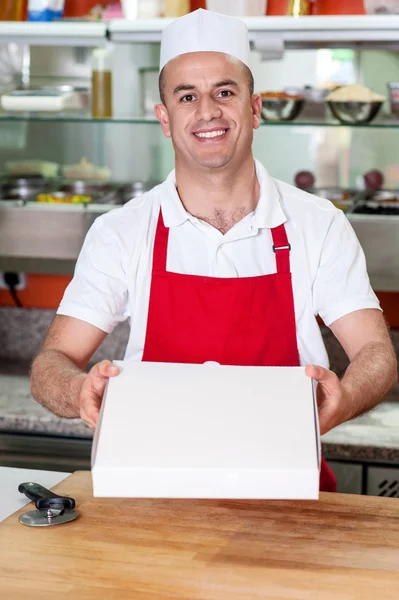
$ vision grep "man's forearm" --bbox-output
[31,350,86,418]
[340,340,398,423]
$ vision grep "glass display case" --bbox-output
[0,16,399,290]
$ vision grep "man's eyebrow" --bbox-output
[173,84,196,95]
[172,80,239,95]
[214,79,238,88]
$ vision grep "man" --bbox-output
[31,9,397,491]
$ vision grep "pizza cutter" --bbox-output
[18,482,78,527]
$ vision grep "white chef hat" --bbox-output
[159,8,251,73]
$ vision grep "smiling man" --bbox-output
[31,9,397,492]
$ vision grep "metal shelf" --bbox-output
[0,16,398,49]
[0,113,160,124]
[1,112,399,128]
[109,15,399,52]
[0,21,107,46]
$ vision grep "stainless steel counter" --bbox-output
[1,203,399,288]
[0,204,97,274]
[349,214,399,291]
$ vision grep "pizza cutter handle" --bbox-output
[18,482,76,510]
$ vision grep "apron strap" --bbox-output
[152,208,169,272]
[271,224,291,274]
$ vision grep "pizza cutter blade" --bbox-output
[18,481,78,527]
[19,507,78,527]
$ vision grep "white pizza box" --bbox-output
[91,361,320,500]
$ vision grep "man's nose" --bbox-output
[195,96,222,122]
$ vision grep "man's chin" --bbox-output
[192,154,233,170]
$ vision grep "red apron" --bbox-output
[142,209,336,492]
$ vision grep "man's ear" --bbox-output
[251,93,262,130]
[155,103,171,138]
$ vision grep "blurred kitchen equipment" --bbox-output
[0,177,49,201]
[206,0,267,15]
[285,86,328,120]
[294,171,358,212]
[388,83,399,118]
[327,101,383,124]
[18,482,78,527]
[121,0,163,18]
[120,181,159,203]
[286,0,312,15]
[1,85,89,113]
[353,197,399,215]
[365,190,399,202]
[62,158,111,181]
[91,47,112,119]
[58,181,120,204]
[165,0,190,16]
[364,0,399,13]
[261,94,304,122]
[0,0,27,20]
[313,0,365,14]
[5,160,59,178]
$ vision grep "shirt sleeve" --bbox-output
[312,211,381,327]
[57,216,129,333]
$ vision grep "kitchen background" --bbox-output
[1,0,399,497]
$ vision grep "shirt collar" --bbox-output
[161,159,287,230]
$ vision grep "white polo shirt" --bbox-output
[58,160,380,368]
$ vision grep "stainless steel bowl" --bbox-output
[327,101,383,124]
[0,176,50,201]
[120,182,159,204]
[364,190,399,202]
[261,98,304,122]
[59,181,120,204]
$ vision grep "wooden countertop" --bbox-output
[1,471,399,599]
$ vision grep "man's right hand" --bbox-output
[78,360,119,428]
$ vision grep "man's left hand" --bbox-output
[305,365,351,435]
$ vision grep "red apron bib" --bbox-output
[142,209,336,492]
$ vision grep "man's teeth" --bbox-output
[195,130,226,139]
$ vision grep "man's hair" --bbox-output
[158,62,254,106]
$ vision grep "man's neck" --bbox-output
[175,155,260,235]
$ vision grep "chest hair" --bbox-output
[194,207,251,235]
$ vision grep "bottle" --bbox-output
[190,0,206,9]
[266,0,288,14]
[0,0,27,20]
[313,0,365,14]
[64,0,101,17]
[165,0,190,16]
[286,0,312,15]
[91,48,113,119]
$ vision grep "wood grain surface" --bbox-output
[1,471,399,599]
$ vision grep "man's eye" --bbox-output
[181,94,195,102]
[218,90,232,98]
